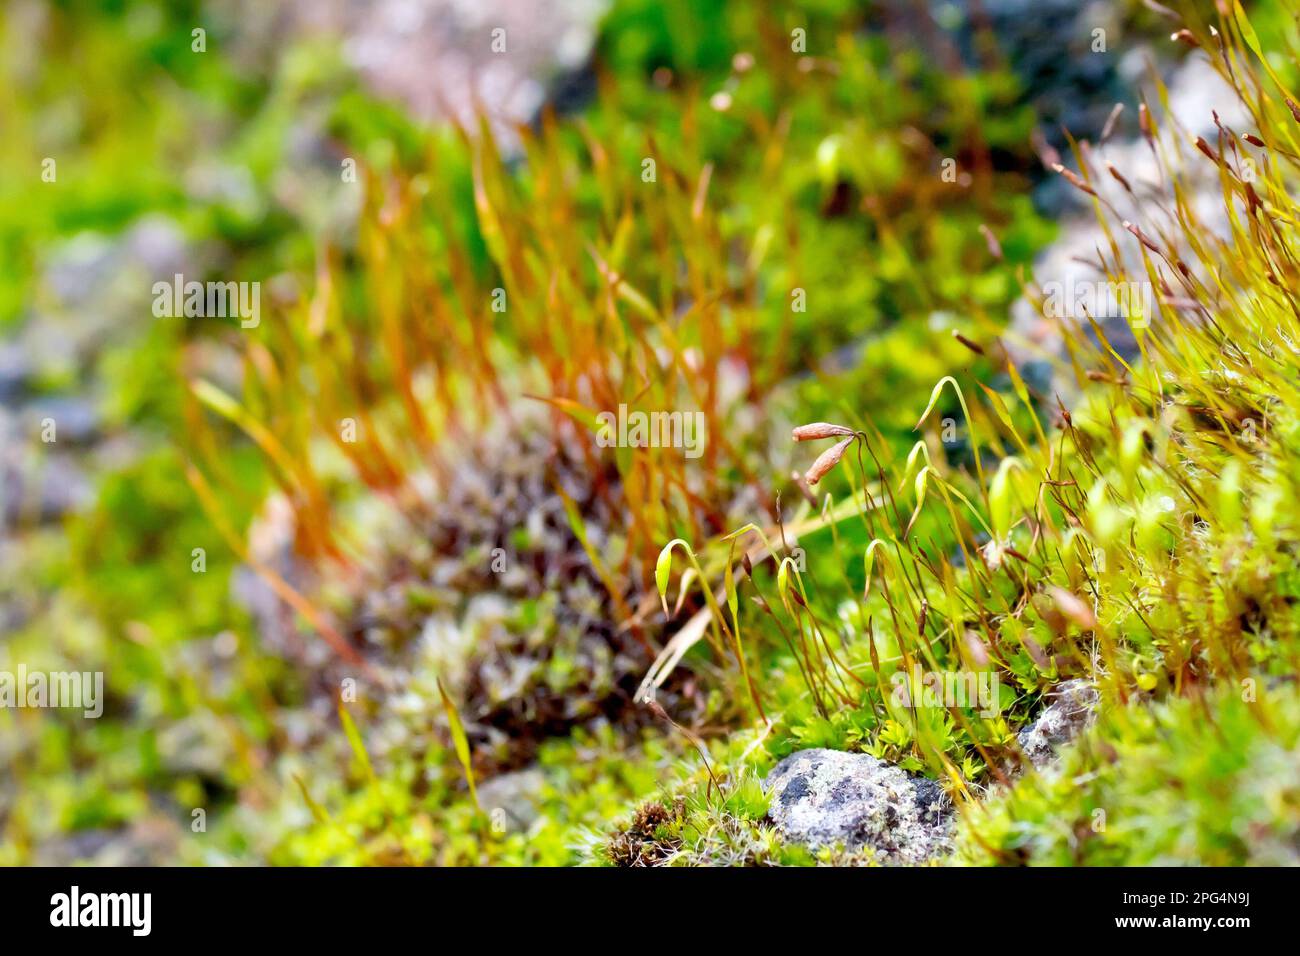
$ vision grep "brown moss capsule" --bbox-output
[1106,162,1133,193]
[1051,163,1096,197]
[1123,221,1162,255]
[792,422,855,441]
[963,630,991,668]
[1048,585,1098,629]
[1194,136,1221,165]
[804,436,855,486]
[1101,103,1124,142]
[953,330,985,355]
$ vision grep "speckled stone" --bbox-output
[764,748,952,863]
[1017,679,1099,769]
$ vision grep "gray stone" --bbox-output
[0,342,32,400]
[477,766,545,834]
[279,0,604,150]
[124,215,187,278]
[31,819,181,867]
[42,232,120,308]
[0,448,94,527]
[23,396,100,445]
[156,712,236,779]
[1007,54,1252,385]
[1017,679,1100,769]
[764,748,952,863]
[928,0,1131,157]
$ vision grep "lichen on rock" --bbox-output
[764,748,953,864]
[1016,679,1100,770]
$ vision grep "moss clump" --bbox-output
[607,797,686,867]
[956,686,1300,866]
[637,0,1300,869]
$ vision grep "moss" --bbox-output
[956,686,1300,866]
[9,0,1300,868]
[607,797,687,866]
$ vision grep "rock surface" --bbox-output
[1017,679,1100,769]
[765,748,952,863]
[276,0,604,147]
[477,766,545,834]
[1008,52,1253,383]
[934,0,1132,158]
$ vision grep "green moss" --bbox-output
[957,686,1300,866]
[9,0,1298,869]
